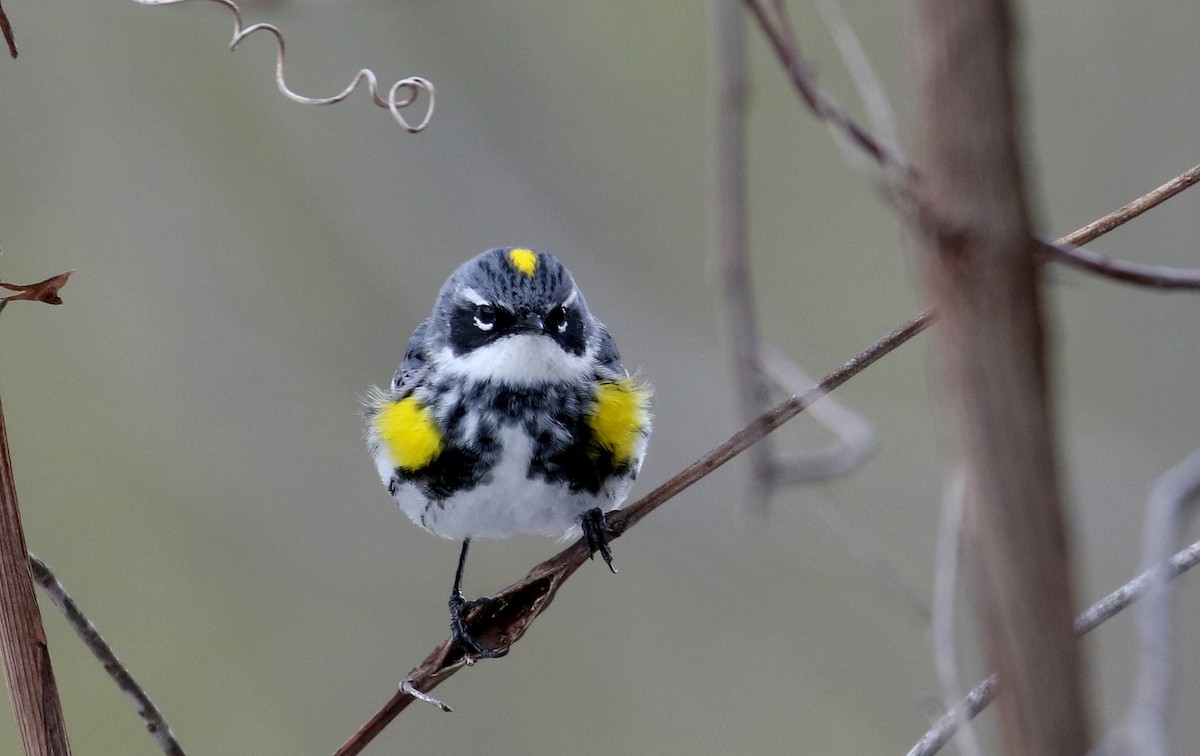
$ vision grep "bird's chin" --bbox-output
[438,335,591,386]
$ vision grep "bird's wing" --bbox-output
[392,318,433,392]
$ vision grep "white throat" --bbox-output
[436,334,591,386]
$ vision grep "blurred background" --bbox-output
[0,1,1197,753]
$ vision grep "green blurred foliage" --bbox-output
[0,1,1197,753]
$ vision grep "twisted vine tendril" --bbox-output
[133,0,434,132]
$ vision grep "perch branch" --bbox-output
[909,536,1200,756]
[29,555,186,756]
[332,310,935,756]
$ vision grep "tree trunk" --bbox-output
[910,0,1091,753]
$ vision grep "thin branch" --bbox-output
[909,537,1200,756]
[813,0,901,160]
[131,0,434,132]
[332,310,936,756]
[1040,238,1200,291]
[742,0,1200,292]
[1125,449,1200,756]
[28,555,187,756]
[714,0,877,506]
[1060,164,1200,247]
[759,346,875,483]
[931,472,983,756]
[714,0,773,512]
[0,0,16,59]
[744,0,910,176]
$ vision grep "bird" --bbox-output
[364,247,651,658]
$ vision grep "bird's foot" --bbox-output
[448,592,509,659]
[581,507,617,574]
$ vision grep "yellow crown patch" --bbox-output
[508,248,538,278]
[373,396,444,471]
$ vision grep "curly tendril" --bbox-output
[133,0,434,133]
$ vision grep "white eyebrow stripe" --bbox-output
[460,286,491,306]
[561,288,578,308]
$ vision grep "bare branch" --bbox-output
[131,0,434,132]
[931,472,983,756]
[1123,449,1200,755]
[910,537,1200,756]
[714,0,877,508]
[332,310,936,756]
[1041,238,1200,291]
[1060,164,1200,247]
[713,0,773,511]
[812,0,904,185]
[0,0,16,58]
[743,0,911,176]
[742,0,1200,292]
[28,555,186,756]
[0,396,72,754]
[759,346,875,483]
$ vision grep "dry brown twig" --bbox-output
[0,0,16,59]
[0,270,73,312]
[0,272,73,754]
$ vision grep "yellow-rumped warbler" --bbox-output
[364,247,651,657]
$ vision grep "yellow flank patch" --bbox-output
[373,397,443,471]
[508,248,538,278]
[588,377,651,465]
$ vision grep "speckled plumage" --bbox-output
[364,247,651,541]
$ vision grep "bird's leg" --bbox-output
[581,508,617,573]
[448,538,508,659]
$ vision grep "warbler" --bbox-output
[364,247,651,657]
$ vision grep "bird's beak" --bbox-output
[514,311,545,333]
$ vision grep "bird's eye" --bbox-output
[473,304,496,331]
[546,305,569,334]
